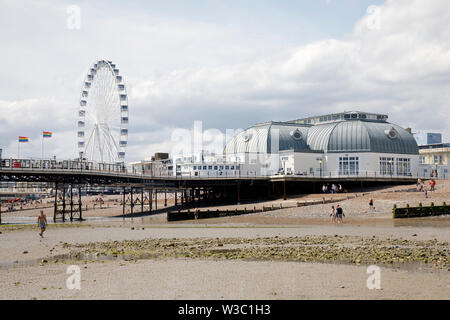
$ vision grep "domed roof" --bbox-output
[308,120,418,154]
[224,122,310,154]
[224,119,418,155]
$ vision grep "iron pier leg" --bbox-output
[141,188,144,213]
[78,186,82,221]
[53,182,58,222]
[130,188,134,215]
[123,187,126,216]
[174,191,177,206]
[237,181,241,205]
[155,189,158,210]
[62,185,66,222]
[283,179,287,201]
[164,190,167,207]
[70,184,73,221]
[181,190,185,207]
[150,189,153,212]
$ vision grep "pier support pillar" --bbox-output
[78,186,83,221]
[62,184,66,222]
[53,182,58,222]
[141,188,144,213]
[70,185,73,221]
[237,181,241,205]
[122,187,126,216]
[164,190,167,207]
[130,188,134,215]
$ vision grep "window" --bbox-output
[225,166,229,170]
[236,165,240,170]
[208,166,212,170]
[203,166,207,170]
[231,166,234,170]
[339,157,359,175]
[193,166,197,170]
[396,158,411,176]
[434,155,439,164]
[379,157,394,175]
[419,156,425,164]
[214,166,218,170]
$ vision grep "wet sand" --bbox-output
[1,181,449,300]
[1,259,448,300]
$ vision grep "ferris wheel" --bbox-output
[77,59,129,163]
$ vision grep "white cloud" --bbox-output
[1,0,450,161]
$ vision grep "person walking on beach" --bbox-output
[336,205,345,224]
[430,179,436,191]
[369,199,375,212]
[330,205,336,224]
[37,210,47,237]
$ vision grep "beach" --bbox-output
[1,181,449,300]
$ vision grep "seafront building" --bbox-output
[132,111,450,179]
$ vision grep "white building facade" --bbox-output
[224,111,421,178]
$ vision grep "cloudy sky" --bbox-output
[1,0,449,161]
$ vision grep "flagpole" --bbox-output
[42,134,44,168]
[18,140,20,159]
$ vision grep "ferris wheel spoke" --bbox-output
[100,124,120,153]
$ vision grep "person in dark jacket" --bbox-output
[336,205,345,224]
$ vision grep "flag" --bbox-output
[43,131,52,138]
[18,136,29,142]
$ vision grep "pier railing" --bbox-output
[0,158,442,180]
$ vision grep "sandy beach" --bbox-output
[1,181,449,300]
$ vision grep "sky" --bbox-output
[0,0,449,162]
